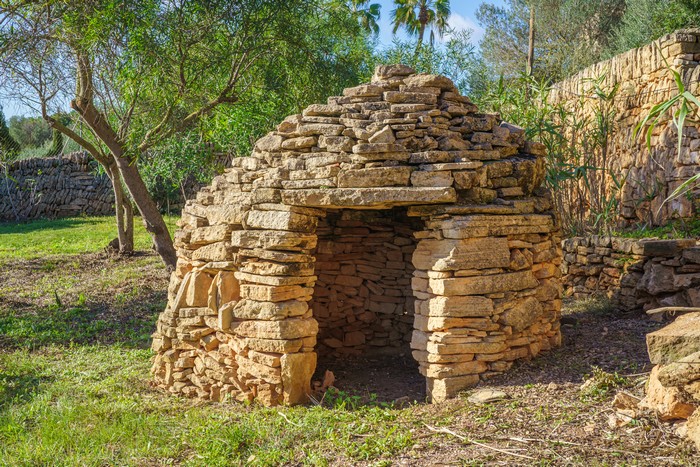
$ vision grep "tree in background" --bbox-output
[608,0,700,56]
[0,0,373,268]
[0,107,20,162]
[8,116,53,150]
[380,29,477,93]
[345,0,382,35]
[391,0,451,49]
[477,0,624,83]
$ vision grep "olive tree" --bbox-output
[0,0,355,268]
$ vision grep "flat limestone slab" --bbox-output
[647,312,700,364]
[280,187,456,209]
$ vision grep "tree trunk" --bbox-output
[107,165,134,254]
[527,6,536,76]
[114,155,176,269]
[70,52,177,269]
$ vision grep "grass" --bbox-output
[0,215,178,261]
[613,216,700,239]
[0,216,696,465]
[0,347,414,466]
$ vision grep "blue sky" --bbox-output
[3,0,503,117]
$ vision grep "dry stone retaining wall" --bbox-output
[150,65,563,406]
[0,152,114,221]
[562,237,700,312]
[551,29,700,226]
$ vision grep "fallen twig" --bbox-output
[278,411,302,427]
[422,423,536,460]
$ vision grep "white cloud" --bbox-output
[442,13,484,45]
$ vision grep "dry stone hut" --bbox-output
[151,65,563,406]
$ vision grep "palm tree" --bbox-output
[347,0,382,36]
[391,0,451,48]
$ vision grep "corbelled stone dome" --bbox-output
[151,65,562,406]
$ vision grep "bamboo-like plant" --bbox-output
[634,57,700,205]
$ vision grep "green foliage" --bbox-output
[343,0,382,35]
[614,216,700,239]
[378,30,477,94]
[608,0,700,56]
[391,0,451,47]
[579,367,630,401]
[0,107,20,163]
[7,115,52,150]
[477,73,621,235]
[477,0,624,83]
[634,60,700,208]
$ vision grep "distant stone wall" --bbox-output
[551,29,700,227]
[562,237,700,312]
[0,152,114,221]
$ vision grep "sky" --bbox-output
[2,0,504,118]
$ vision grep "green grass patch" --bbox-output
[0,215,178,261]
[0,346,414,466]
[613,216,700,239]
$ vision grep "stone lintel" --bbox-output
[280,187,456,209]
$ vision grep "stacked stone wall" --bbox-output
[0,152,114,221]
[551,29,700,226]
[312,209,418,357]
[150,65,563,406]
[562,237,700,312]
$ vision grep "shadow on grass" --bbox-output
[0,367,54,412]
[0,290,165,351]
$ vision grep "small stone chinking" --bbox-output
[150,64,563,406]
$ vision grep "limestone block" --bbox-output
[207,271,240,313]
[206,205,248,225]
[410,170,453,187]
[280,187,456,209]
[418,296,494,317]
[641,238,696,258]
[255,133,283,152]
[230,318,318,339]
[191,242,233,262]
[185,271,213,307]
[231,230,317,251]
[318,135,354,152]
[658,351,700,387]
[337,166,412,188]
[499,297,543,333]
[234,271,316,287]
[429,271,539,296]
[427,374,479,403]
[281,352,317,405]
[413,237,510,271]
[639,366,696,420]
[421,360,488,378]
[245,210,318,233]
[239,260,315,277]
[232,299,308,320]
[236,354,282,384]
[368,125,396,143]
[647,313,700,364]
[403,73,457,91]
[281,136,317,150]
[190,225,231,246]
[240,284,314,302]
